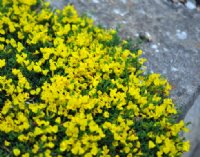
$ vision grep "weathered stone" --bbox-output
[46,0,69,9]
[184,94,200,157]
[186,1,196,9]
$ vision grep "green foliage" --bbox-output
[0,0,190,157]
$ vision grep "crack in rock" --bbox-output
[177,85,200,121]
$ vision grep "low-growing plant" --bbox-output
[0,0,190,156]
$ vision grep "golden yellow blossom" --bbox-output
[149,140,156,149]
[13,148,21,156]
[0,59,6,68]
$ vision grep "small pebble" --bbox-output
[171,67,178,72]
[93,0,99,3]
[176,30,187,40]
[139,32,152,42]
[113,9,128,16]
[151,44,158,49]
[185,1,196,10]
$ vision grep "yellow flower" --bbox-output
[46,142,55,148]
[34,127,43,136]
[149,140,156,149]
[102,145,109,155]
[50,125,58,133]
[55,117,61,124]
[60,140,68,152]
[44,149,52,157]
[13,148,21,156]
[18,31,24,39]
[90,144,98,155]
[156,151,163,157]
[103,111,109,118]
[17,42,24,52]
[32,144,39,154]
[18,134,28,141]
[41,135,47,142]
[182,141,190,152]
[124,146,130,153]
[156,136,162,144]
[22,153,30,157]
[0,44,4,50]
[18,0,37,6]
[0,59,6,68]
[4,140,10,146]
[137,49,143,56]
[0,29,5,34]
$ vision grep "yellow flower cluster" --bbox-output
[0,0,189,156]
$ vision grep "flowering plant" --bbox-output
[0,0,189,156]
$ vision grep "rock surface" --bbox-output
[184,94,200,157]
[47,0,200,156]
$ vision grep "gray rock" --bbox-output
[46,0,69,9]
[139,32,153,42]
[186,1,196,9]
[184,94,200,157]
